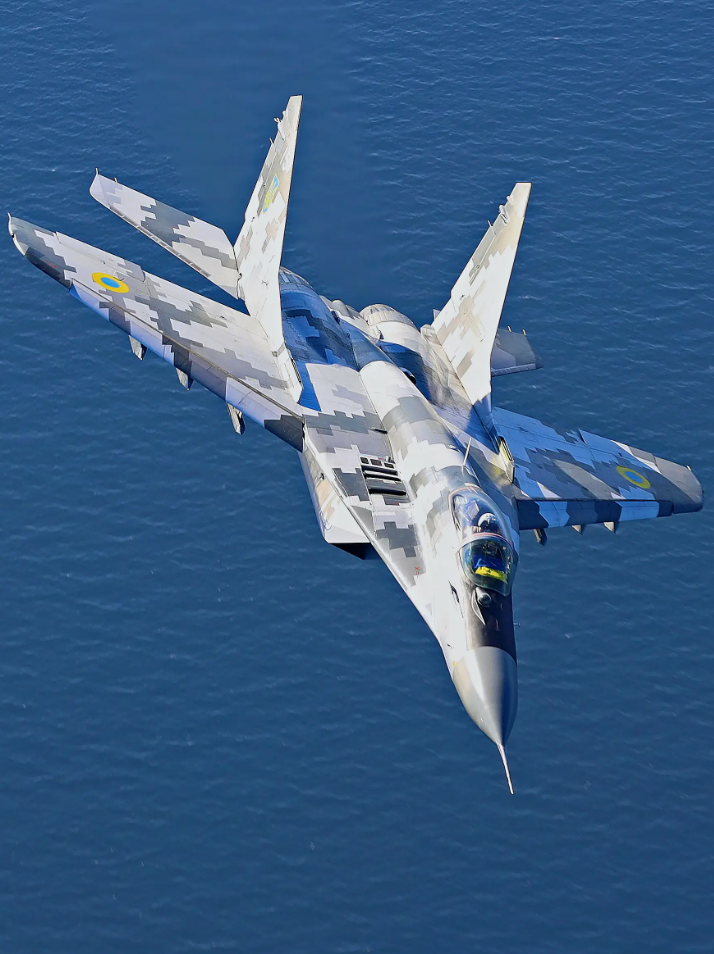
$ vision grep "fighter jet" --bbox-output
[9,97,702,790]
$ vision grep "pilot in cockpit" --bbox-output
[476,512,501,535]
[451,489,517,597]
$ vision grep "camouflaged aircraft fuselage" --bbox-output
[10,97,702,791]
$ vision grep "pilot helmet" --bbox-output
[477,512,501,535]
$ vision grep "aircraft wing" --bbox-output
[492,407,703,530]
[9,216,305,449]
[9,212,436,624]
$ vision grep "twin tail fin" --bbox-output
[90,95,303,358]
[431,183,531,417]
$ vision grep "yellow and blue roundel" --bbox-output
[92,272,129,294]
[261,173,280,212]
[616,465,652,489]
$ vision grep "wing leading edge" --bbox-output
[9,215,305,450]
[9,213,436,627]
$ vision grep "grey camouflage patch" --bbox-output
[91,174,240,298]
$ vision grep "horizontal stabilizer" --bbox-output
[90,173,240,298]
[491,329,542,376]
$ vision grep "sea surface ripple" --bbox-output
[2,1,714,951]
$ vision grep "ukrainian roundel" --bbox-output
[616,465,652,489]
[261,174,280,212]
[91,271,129,294]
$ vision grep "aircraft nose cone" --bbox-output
[452,646,518,746]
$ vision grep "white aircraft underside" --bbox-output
[10,97,702,791]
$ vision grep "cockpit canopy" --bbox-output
[459,536,515,595]
[451,488,517,596]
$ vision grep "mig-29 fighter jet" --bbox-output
[10,97,703,791]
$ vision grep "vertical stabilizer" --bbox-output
[431,183,531,426]
[235,96,302,353]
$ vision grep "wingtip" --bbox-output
[285,94,303,120]
[508,182,532,218]
[7,213,23,247]
[89,170,109,201]
[497,744,514,794]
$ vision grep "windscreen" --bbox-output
[459,535,515,596]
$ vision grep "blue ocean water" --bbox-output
[2,1,714,951]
